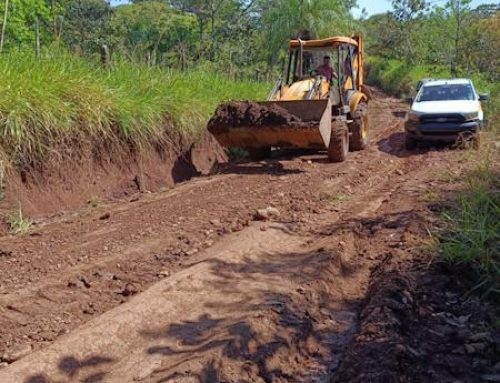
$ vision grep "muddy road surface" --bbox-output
[0,91,497,382]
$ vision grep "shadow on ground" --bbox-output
[378,132,455,159]
[23,216,367,383]
[213,158,304,176]
[23,189,499,383]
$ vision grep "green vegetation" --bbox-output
[0,50,268,167]
[0,0,356,73]
[363,1,499,80]
[438,159,500,298]
[7,206,32,234]
[319,190,350,204]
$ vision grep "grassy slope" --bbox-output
[367,57,500,299]
[439,159,499,298]
[0,51,269,167]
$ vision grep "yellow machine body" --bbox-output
[208,34,370,158]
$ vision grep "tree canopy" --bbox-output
[0,0,497,81]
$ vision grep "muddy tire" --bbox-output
[247,147,271,161]
[349,103,370,151]
[328,125,349,163]
[405,135,418,150]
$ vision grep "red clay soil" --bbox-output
[207,101,313,133]
[334,262,499,383]
[0,90,497,382]
[0,132,226,220]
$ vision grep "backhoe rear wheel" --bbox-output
[328,124,349,163]
[349,102,369,151]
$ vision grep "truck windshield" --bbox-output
[418,84,475,102]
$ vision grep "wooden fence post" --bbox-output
[0,0,9,53]
[35,18,40,58]
[100,44,110,67]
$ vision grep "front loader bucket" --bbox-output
[207,100,332,151]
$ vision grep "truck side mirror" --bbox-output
[404,96,413,104]
[479,93,490,102]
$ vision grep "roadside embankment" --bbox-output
[0,51,268,220]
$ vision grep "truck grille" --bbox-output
[420,113,465,124]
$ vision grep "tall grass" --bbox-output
[438,160,500,298]
[0,50,269,167]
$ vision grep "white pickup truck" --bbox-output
[405,79,489,149]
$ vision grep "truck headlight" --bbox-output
[463,112,479,121]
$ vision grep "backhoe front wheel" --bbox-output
[349,102,369,151]
[328,124,349,163]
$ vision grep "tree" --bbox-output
[111,1,197,67]
[363,13,400,59]
[258,0,357,68]
[390,0,428,63]
[444,0,472,75]
[168,0,248,61]
[0,0,51,50]
[62,0,112,55]
[462,8,499,79]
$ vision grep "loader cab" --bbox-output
[286,48,335,83]
[274,36,364,106]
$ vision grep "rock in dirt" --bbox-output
[254,207,280,221]
[1,343,32,363]
[68,279,85,289]
[158,270,170,278]
[120,283,139,297]
[68,275,91,289]
[94,271,116,281]
[99,212,111,220]
[0,250,12,258]
[209,219,222,227]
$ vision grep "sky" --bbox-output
[352,0,495,18]
[109,0,495,15]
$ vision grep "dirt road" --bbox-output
[0,91,497,382]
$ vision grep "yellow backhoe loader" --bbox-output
[208,33,370,162]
